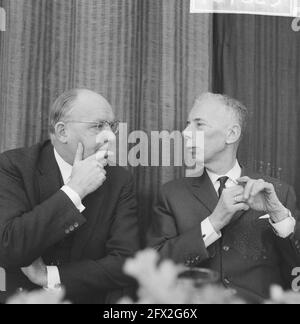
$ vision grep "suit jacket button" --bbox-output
[224,278,230,285]
[74,223,79,228]
[69,226,75,232]
[65,229,70,235]
[223,246,230,252]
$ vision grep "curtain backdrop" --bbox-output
[0,0,212,241]
[213,14,300,205]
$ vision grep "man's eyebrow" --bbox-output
[186,118,207,124]
[193,118,207,122]
[93,119,111,123]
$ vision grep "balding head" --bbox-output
[49,89,115,164]
[49,89,113,134]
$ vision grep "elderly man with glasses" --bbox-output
[0,89,140,304]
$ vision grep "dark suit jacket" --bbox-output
[148,168,300,302]
[0,141,140,304]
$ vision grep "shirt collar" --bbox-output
[54,148,73,185]
[206,160,242,187]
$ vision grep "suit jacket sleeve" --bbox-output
[0,153,86,269]
[147,185,210,265]
[58,174,140,299]
[275,184,300,284]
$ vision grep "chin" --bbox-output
[203,155,214,167]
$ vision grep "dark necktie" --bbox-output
[218,176,229,198]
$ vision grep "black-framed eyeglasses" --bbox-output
[65,120,119,134]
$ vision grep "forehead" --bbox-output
[189,97,229,122]
[68,92,114,121]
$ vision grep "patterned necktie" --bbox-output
[218,176,229,198]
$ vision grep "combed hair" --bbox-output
[195,92,249,138]
[49,89,80,134]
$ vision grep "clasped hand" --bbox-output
[209,177,289,232]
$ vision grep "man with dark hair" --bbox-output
[0,89,140,304]
[148,92,300,302]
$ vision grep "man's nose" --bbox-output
[96,129,116,147]
[182,125,192,140]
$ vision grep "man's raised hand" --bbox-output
[67,143,110,200]
[209,185,250,232]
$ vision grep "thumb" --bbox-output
[233,203,250,213]
[74,142,84,164]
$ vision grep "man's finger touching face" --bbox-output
[63,90,116,160]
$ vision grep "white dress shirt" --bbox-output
[46,149,86,289]
[201,160,296,248]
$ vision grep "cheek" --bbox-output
[68,126,83,142]
[204,130,226,150]
[68,128,98,157]
[81,134,99,158]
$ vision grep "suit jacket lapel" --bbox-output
[37,142,64,203]
[186,170,219,213]
[185,171,218,257]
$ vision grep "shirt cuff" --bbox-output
[269,211,296,238]
[61,185,85,213]
[201,218,222,248]
[47,266,62,290]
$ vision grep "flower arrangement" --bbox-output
[119,249,244,304]
[5,249,300,304]
[7,288,69,304]
[120,249,300,305]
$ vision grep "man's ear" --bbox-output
[226,124,241,145]
[54,122,68,144]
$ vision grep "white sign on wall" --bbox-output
[0,6,6,31]
[190,0,300,17]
